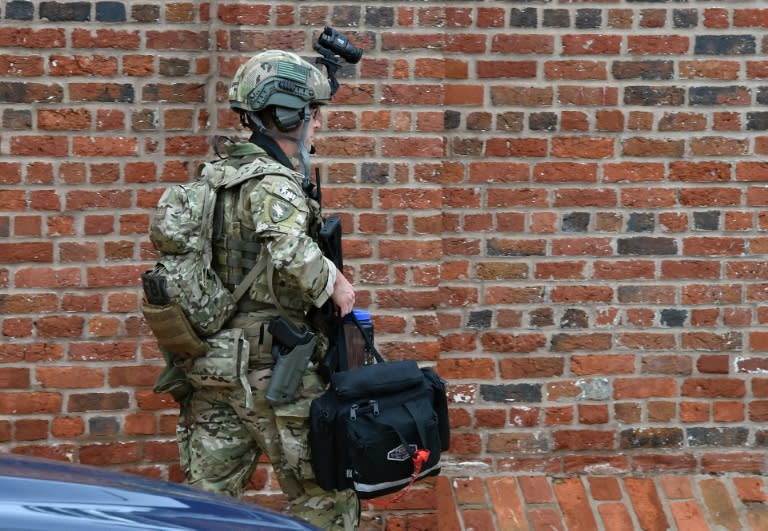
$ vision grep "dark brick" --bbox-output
[551,333,612,353]
[561,309,588,329]
[747,112,768,131]
[488,238,545,257]
[337,62,360,82]
[563,212,590,233]
[695,35,756,55]
[331,5,361,27]
[510,8,537,28]
[497,112,524,132]
[0,82,63,104]
[83,83,134,103]
[131,4,159,23]
[159,58,191,77]
[627,212,654,233]
[690,86,749,106]
[620,428,684,449]
[617,237,677,256]
[468,310,492,329]
[694,211,719,231]
[0,217,9,237]
[612,61,674,80]
[131,109,157,132]
[660,309,687,327]
[89,416,120,437]
[444,110,461,130]
[68,392,130,412]
[686,427,749,447]
[543,9,569,28]
[3,109,32,129]
[624,86,685,106]
[361,162,388,184]
[466,112,491,131]
[575,9,601,29]
[5,0,34,20]
[757,431,768,447]
[452,137,482,156]
[40,1,90,21]
[141,84,200,103]
[530,308,554,328]
[756,87,768,105]
[529,112,557,132]
[673,9,698,28]
[96,1,125,22]
[365,6,394,27]
[480,383,542,404]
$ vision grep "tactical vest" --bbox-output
[209,142,323,314]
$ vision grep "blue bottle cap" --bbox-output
[346,308,371,324]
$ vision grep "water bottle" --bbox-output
[343,309,374,369]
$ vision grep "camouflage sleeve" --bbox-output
[242,173,333,308]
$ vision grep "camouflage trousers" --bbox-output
[177,356,359,530]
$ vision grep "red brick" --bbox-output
[453,476,487,505]
[589,476,622,501]
[434,476,462,531]
[518,476,553,504]
[670,500,711,531]
[624,478,670,531]
[598,503,634,531]
[699,478,741,530]
[527,508,564,531]
[553,477,599,530]
[487,477,527,531]
[733,477,768,503]
[661,476,694,499]
[460,509,496,531]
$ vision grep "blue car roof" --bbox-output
[0,453,318,530]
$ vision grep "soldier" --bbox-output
[175,50,359,529]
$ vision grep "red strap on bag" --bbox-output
[369,448,430,508]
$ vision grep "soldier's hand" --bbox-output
[331,271,355,316]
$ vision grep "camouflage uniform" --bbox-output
[175,143,359,528]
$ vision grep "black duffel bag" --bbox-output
[309,317,450,499]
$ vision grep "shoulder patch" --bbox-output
[269,197,295,223]
[275,184,300,204]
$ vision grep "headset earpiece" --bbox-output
[272,106,303,132]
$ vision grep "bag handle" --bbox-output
[357,399,428,452]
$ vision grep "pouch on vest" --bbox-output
[141,299,209,359]
[186,328,253,408]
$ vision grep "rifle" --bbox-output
[316,215,349,380]
[305,26,362,380]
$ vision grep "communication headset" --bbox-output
[272,105,307,132]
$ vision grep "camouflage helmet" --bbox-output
[228,50,331,113]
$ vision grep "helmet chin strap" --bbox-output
[246,109,312,184]
[296,108,312,185]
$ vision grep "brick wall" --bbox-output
[1,0,767,521]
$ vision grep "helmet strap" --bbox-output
[296,107,312,184]
[245,109,313,184]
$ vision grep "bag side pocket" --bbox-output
[344,396,441,499]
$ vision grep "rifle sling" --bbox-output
[231,253,267,302]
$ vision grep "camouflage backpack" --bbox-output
[141,158,265,360]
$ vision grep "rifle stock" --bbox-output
[319,215,343,270]
[317,215,348,378]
